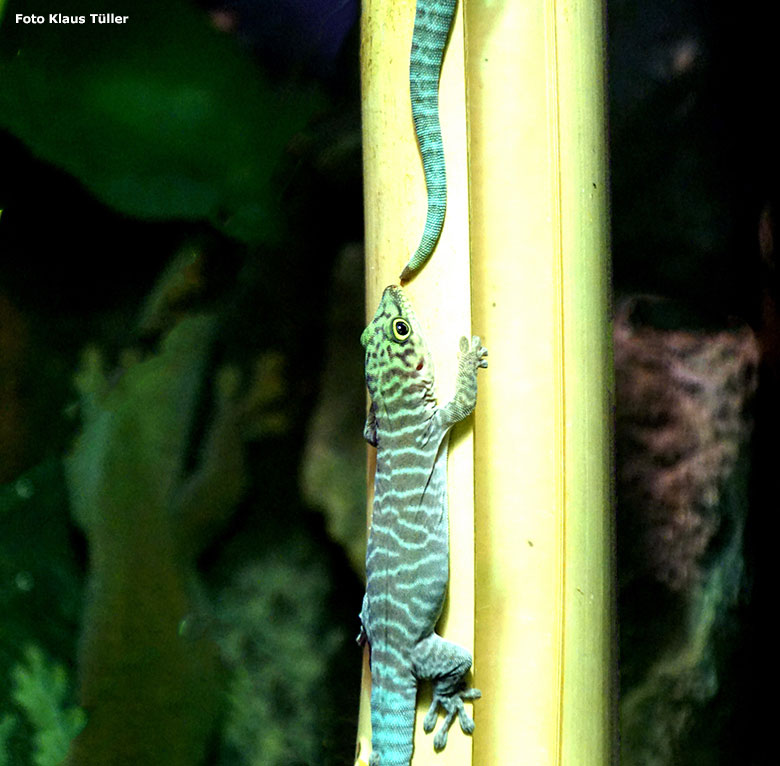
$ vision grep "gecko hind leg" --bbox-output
[412,633,481,751]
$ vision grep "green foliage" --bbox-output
[0,461,83,689]
[10,646,86,766]
[0,715,17,766]
[0,645,84,766]
[0,0,322,244]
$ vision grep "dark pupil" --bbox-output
[395,320,408,336]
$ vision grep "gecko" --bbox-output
[400,0,458,284]
[358,285,487,766]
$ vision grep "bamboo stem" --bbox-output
[468,0,614,763]
[358,0,614,763]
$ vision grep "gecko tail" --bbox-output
[400,200,444,282]
[401,161,447,282]
[369,678,417,766]
[401,0,458,283]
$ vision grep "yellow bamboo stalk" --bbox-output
[357,0,476,765]
[468,0,614,763]
[358,0,613,763]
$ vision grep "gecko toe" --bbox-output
[425,684,480,752]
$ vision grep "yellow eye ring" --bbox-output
[391,317,412,342]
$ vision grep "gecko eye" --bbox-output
[391,317,412,342]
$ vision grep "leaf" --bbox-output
[0,460,83,669]
[0,715,18,766]
[10,645,86,766]
[0,0,322,244]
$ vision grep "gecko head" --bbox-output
[361,285,434,403]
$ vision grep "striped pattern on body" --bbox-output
[359,286,486,766]
[401,0,458,283]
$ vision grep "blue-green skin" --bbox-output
[400,0,458,283]
[359,286,486,766]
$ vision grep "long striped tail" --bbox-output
[401,0,458,283]
[368,655,417,766]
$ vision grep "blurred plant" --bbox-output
[0,716,14,766]
[300,245,367,572]
[215,549,349,766]
[0,0,322,244]
[62,244,290,764]
[0,645,85,766]
[615,296,759,764]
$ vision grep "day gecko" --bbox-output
[358,286,486,766]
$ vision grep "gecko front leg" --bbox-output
[435,336,488,431]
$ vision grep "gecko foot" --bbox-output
[423,684,482,751]
[459,336,488,370]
